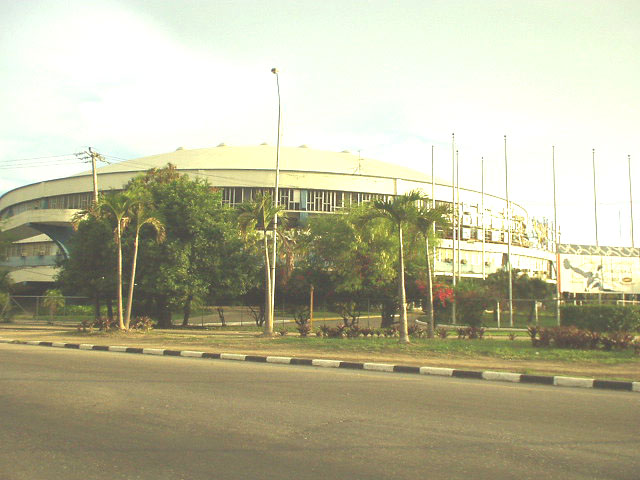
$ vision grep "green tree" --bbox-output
[237,192,285,336]
[127,167,251,328]
[413,202,450,337]
[43,288,65,321]
[369,191,424,343]
[303,204,397,327]
[123,192,165,330]
[95,192,133,330]
[58,214,116,320]
[485,269,554,322]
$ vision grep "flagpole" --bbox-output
[432,145,436,272]
[451,133,456,325]
[504,135,513,327]
[552,146,561,326]
[456,149,461,282]
[628,154,634,248]
[481,156,485,279]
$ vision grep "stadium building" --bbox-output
[1,144,636,296]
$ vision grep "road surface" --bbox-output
[0,344,638,479]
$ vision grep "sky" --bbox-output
[0,0,638,246]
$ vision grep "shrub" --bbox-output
[436,327,448,339]
[408,324,426,338]
[77,319,92,333]
[293,307,311,337]
[129,316,154,331]
[456,326,485,340]
[454,283,492,327]
[600,332,634,350]
[561,305,640,333]
[92,316,116,331]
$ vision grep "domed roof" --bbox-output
[74,144,446,185]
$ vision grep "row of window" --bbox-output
[1,192,93,218]
[3,242,58,258]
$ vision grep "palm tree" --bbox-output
[370,191,424,343]
[237,192,285,336]
[124,195,165,330]
[96,192,132,330]
[414,203,450,337]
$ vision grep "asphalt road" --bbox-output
[0,344,638,480]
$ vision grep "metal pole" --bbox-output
[456,150,461,281]
[481,156,486,279]
[270,67,281,334]
[592,149,599,247]
[89,147,99,205]
[628,154,634,248]
[592,148,602,304]
[451,134,456,325]
[432,145,436,274]
[552,146,561,326]
[504,135,513,327]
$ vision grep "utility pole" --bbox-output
[77,147,104,205]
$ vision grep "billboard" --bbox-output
[559,244,640,294]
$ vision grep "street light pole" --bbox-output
[269,67,281,335]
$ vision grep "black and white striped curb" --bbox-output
[2,338,638,393]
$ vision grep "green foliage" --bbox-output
[529,325,636,350]
[561,304,640,333]
[57,215,116,316]
[127,166,253,326]
[485,269,555,300]
[454,281,492,327]
[43,289,65,319]
[0,290,14,323]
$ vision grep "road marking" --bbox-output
[482,371,522,383]
[312,359,341,368]
[143,348,165,355]
[554,376,594,388]
[108,346,128,352]
[363,363,395,372]
[220,353,246,361]
[420,367,454,376]
[180,350,205,358]
[266,356,292,364]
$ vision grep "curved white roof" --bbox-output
[73,144,449,185]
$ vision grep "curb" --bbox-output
[2,338,638,393]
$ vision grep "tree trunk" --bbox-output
[263,232,273,336]
[398,225,409,344]
[94,294,101,320]
[107,297,114,321]
[155,297,172,328]
[425,236,435,338]
[182,295,192,326]
[124,230,140,330]
[116,223,124,330]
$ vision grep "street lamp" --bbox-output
[269,67,281,335]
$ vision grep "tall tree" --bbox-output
[95,192,132,330]
[58,214,116,320]
[123,192,165,329]
[127,167,251,328]
[369,191,424,343]
[303,204,397,326]
[413,202,450,337]
[237,192,285,336]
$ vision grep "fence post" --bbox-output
[534,300,539,326]
[496,300,501,329]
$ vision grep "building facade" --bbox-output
[1,144,632,295]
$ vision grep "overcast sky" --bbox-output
[1,0,638,246]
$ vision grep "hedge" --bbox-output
[560,304,640,333]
